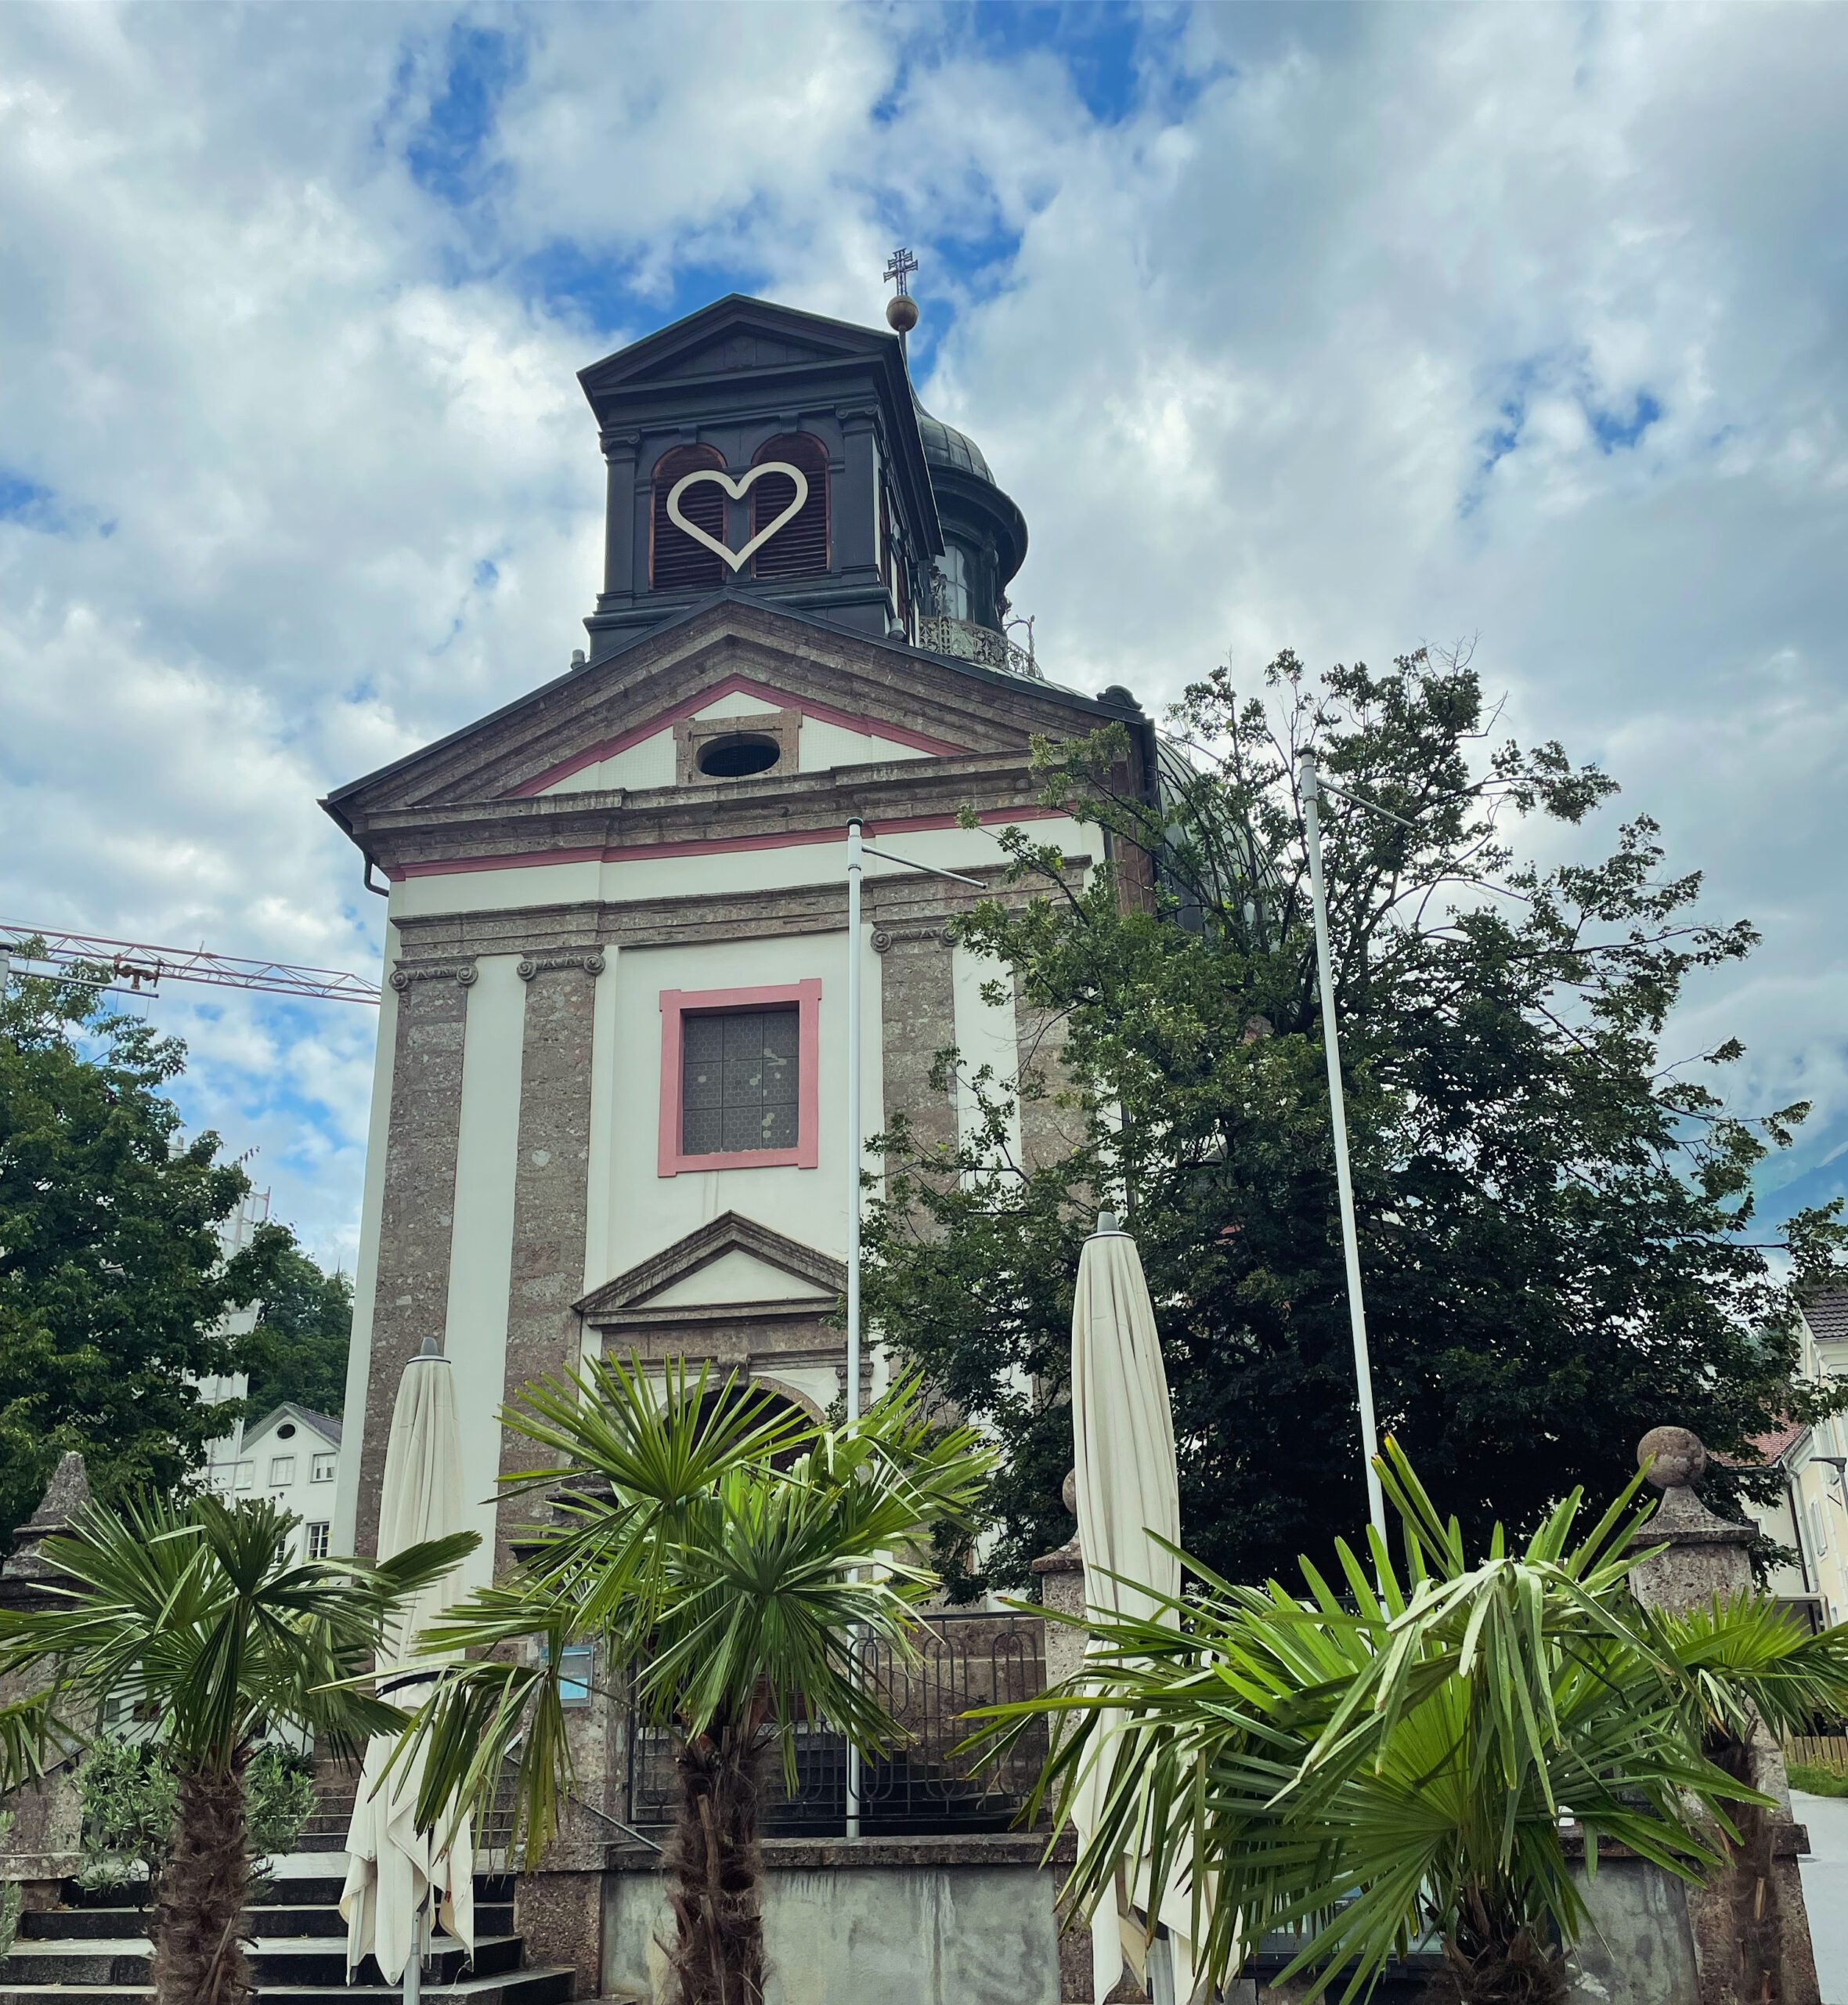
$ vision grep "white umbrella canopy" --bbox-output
[1070,1211,1199,2005]
[340,1338,476,1987]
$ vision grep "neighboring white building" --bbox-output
[199,1184,272,1494]
[207,1401,345,1561]
[1746,1289,1848,1631]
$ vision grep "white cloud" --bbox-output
[2,0,1844,1267]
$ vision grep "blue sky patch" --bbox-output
[404,21,525,208]
[1586,387,1663,453]
[0,468,60,528]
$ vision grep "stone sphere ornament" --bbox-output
[1637,1424,1708,1490]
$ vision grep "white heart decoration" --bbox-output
[666,462,811,573]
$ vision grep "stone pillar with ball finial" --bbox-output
[1630,1425,1821,2005]
[0,1453,96,1907]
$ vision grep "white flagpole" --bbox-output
[844,816,864,1839]
[1299,754,1388,1544]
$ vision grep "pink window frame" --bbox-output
[659,979,822,1176]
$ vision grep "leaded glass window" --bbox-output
[682,1007,800,1156]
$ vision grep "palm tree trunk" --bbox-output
[150,1750,252,2005]
[662,1718,767,2005]
[1431,1890,1568,2005]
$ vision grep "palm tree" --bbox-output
[975,1439,1848,2005]
[398,1353,992,2005]
[0,1492,474,2005]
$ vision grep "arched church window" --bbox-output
[651,443,727,591]
[750,434,829,579]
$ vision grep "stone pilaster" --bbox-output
[1630,1425,1821,2005]
[355,968,471,1558]
[875,919,959,1176]
[496,956,602,1572]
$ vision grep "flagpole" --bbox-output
[839,818,988,1840]
[844,816,864,1839]
[1298,754,1388,1544]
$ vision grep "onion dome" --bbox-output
[912,391,1028,635]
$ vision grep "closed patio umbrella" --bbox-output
[340,1337,475,1996]
[1070,1210,1198,2005]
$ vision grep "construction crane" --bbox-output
[0,921,381,1006]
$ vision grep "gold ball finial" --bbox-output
[885,293,919,335]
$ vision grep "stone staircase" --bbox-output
[0,1858,572,2002]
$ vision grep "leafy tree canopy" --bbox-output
[243,1245,352,1420]
[861,652,1848,1593]
[0,958,289,1548]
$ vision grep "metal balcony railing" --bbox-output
[916,613,1043,683]
[624,1609,1048,1837]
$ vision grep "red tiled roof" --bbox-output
[1744,1419,1806,1465]
[1803,1288,1848,1346]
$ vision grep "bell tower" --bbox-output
[578,295,944,658]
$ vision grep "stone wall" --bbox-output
[600,1835,1067,2005]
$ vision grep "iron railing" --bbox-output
[625,1609,1048,1837]
[916,614,1043,683]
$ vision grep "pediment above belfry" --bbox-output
[576,1212,844,1337]
[319,597,1142,868]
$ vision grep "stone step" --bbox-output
[0,1974,571,2005]
[0,1935,523,1989]
[20,1905,514,1943]
[59,1874,514,1912]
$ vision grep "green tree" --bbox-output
[400,1356,991,2005]
[0,1494,472,2005]
[976,1441,1848,2005]
[0,957,289,1549]
[862,652,1848,1591]
[242,1245,352,1418]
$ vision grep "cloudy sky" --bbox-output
[2,1,1844,1269]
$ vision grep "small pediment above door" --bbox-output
[576,1212,844,1336]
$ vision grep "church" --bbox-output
[322,287,1155,1599]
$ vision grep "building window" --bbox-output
[269,1455,294,1486]
[234,1460,254,1490]
[750,434,828,578]
[651,443,727,591]
[936,545,970,622]
[658,981,822,1176]
[311,1453,336,1483]
[305,1522,330,1560]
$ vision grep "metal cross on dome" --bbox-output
[883,246,918,296]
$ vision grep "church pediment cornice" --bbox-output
[323,597,1135,839]
[349,753,1063,882]
[576,1212,846,1332]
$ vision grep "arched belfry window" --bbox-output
[750,434,829,579]
[651,443,727,592]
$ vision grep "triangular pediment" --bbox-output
[579,295,895,403]
[576,1212,843,1332]
[323,597,1127,827]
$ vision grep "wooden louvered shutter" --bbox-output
[651,445,727,591]
[751,434,829,579]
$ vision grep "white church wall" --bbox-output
[647,1248,823,1306]
[583,919,885,1316]
[540,732,676,794]
[440,954,527,1597]
[330,919,401,1559]
[386,817,1091,926]
[795,716,929,770]
[535,689,933,797]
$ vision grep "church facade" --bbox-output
[323,294,1154,1591]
